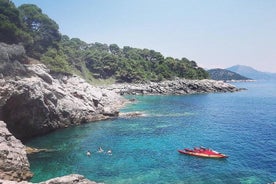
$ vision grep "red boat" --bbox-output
[178,147,228,158]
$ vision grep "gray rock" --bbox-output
[0,121,33,181]
[104,78,242,95]
[0,64,127,140]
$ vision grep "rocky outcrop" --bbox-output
[104,78,242,95]
[0,64,126,140]
[0,121,33,182]
[0,174,99,184]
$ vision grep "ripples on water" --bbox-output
[27,81,276,183]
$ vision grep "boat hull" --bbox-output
[178,149,228,158]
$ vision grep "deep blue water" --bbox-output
[27,81,276,184]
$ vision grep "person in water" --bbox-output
[86,150,91,156]
[98,147,104,153]
[107,149,112,155]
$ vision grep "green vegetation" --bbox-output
[0,0,209,83]
[0,0,31,44]
[18,4,61,59]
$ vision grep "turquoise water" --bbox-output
[27,81,276,184]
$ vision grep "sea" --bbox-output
[26,81,276,184]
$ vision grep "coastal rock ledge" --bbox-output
[104,78,242,95]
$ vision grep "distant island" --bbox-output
[208,65,276,81]
[208,68,252,81]
[226,65,276,81]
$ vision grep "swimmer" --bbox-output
[86,150,91,156]
[107,149,112,155]
[98,147,104,153]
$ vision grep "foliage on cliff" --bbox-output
[42,36,209,82]
[0,0,31,44]
[0,0,209,83]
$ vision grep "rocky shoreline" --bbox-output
[0,43,243,183]
[104,78,242,95]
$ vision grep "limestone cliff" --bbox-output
[0,64,126,140]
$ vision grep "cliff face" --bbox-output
[0,65,126,140]
[0,121,33,181]
[0,43,126,140]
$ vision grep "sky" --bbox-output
[12,0,276,73]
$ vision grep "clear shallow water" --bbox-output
[27,81,276,184]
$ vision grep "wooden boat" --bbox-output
[178,147,228,158]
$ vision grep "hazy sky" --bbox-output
[13,0,276,72]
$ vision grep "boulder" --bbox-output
[0,121,33,181]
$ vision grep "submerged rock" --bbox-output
[25,146,52,154]
[0,121,33,182]
[119,111,145,118]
